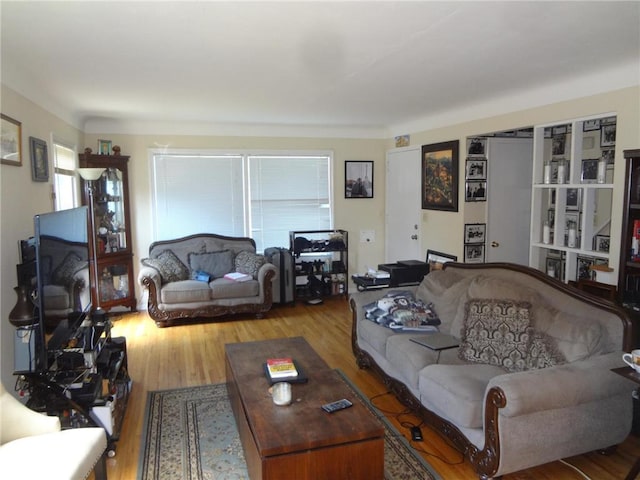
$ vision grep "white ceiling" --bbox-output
[2,1,639,138]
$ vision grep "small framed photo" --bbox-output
[465,159,487,180]
[581,158,599,183]
[426,249,457,271]
[466,137,486,157]
[1,114,22,166]
[602,149,615,164]
[345,160,373,198]
[29,137,49,182]
[464,223,486,244]
[583,119,601,132]
[552,134,566,156]
[565,211,580,230]
[601,124,616,147]
[547,208,555,226]
[98,139,112,155]
[595,235,610,253]
[565,188,581,211]
[465,181,486,202]
[546,256,563,280]
[576,255,595,281]
[464,244,485,263]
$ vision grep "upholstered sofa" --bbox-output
[138,233,277,327]
[350,262,635,479]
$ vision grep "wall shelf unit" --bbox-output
[529,115,616,283]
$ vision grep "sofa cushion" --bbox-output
[419,363,506,429]
[142,249,190,284]
[459,299,532,373]
[209,278,259,299]
[160,280,211,304]
[234,251,266,279]
[357,319,396,357]
[51,252,87,287]
[386,334,440,389]
[188,250,234,279]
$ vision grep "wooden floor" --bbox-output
[102,296,640,480]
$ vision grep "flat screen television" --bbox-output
[31,206,92,372]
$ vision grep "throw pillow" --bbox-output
[458,298,532,372]
[363,290,441,331]
[51,252,88,287]
[526,330,566,369]
[188,250,235,279]
[235,250,266,279]
[142,249,190,284]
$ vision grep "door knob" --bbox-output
[491,241,499,248]
[411,234,418,240]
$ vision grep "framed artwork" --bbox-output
[602,149,615,164]
[576,255,595,281]
[581,158,599,183]
[595,235,610,253]
[465,159,487,180]
[426,249,457,271]
[464,223,486,244]
[1,114,22,166]
[465,181,486,202]
[546,256,563,280]
[29,137,49,182]
[464,244,485,263]
[466,137,486,157]
[421,140,459,211]
[98,139,112,155]
[565,188,581,211]
[583,119,601,132]
[344,160,373,198]
[552,134,566,155]
[394,135,410,147]
[601,124,616,147]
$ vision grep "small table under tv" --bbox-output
[225,336,384,480]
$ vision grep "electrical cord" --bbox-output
[558,459,592,480]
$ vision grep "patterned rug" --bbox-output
[138,370,441,480]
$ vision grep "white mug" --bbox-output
[623,349,640,372]
[271,382,292,406]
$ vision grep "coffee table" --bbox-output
[225,336,384,479]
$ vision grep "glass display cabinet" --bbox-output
[80,147,136,311]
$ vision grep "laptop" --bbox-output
[410,333,460,351]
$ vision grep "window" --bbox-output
[151,150,332,251]
[52,142,78,211]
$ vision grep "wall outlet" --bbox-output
[360,230,375,243]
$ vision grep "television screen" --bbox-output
[32,206,91,370]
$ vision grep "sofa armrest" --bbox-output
[257,262,277,284]
[489,351,636,418]
[138,265,162,292]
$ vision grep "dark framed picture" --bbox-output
[581,158,599,183]
[98,139,112,155]
[576,255,595,281]
[1,113,22,166]
[466,137,486,157]
[546,256,563,280]
[552,134,566,155]
[465,181,486,202]
[595,235,610,253]
[464,244,485,263]
[565,188,581,211]
[552,125,568,135]
[345,160,373,198]
[29,137,49,182]
[464,223,486,244]
[602,149,615,164]
[601,124,616,147]
[421,140,459,211]
[426,249,457,270]
[465,159,487,180]
[583,119,601,132]
[547,208,555,227]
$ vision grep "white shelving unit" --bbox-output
[529,115,616,283]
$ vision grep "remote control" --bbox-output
[411,426,423,441]
[321,398,353,413]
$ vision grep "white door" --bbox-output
[385,147,421,262]
[486,137,533,264]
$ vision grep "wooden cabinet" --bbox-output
[80,148,136,311]
[618,149,640,309]
[529,116,616,283]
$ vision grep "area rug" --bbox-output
[138,370,441,480]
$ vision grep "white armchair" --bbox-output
[0,382,107,479]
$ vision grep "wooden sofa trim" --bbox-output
[350,261,633,479]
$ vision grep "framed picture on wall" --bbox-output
[345,160,373,198]
[601,124,616,147]
[465,159,487,180]
[465,181,486,202]
[1,114,22,166]
[466,137,486,157]
[464,223,486,244]
[464,244,485,263]
[421,140,459,211]
[29,136,49,182]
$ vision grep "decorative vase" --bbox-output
[8,285,37,327]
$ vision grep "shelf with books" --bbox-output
[618,149,640,314]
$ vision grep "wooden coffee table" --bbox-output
[225,336,384,479]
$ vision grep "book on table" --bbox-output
[266,357,298,379]
[224,272,252,282]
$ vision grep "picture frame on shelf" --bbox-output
[464,244,485,263]
[547,208,555,227]
[465,181,486,202]
[464,223,486,244]
[465,159,487,180]
[583,119,601,132]
[1,113,22,166]
[600,124,616,147]
[466,137,486,157]
[98,139,112,155]
[426,249,457,271]
[552,135,566,155]
[581,158,599,183]
[549,189,556,207]
[344,160,373,198]
[595,235,610,253]
[576,255,596,281]
[565,188,581,211]
[546,256,563,280]
[565,211,580,230]
[552,125,568,135]
[29,137,49,182]
[422,140,459,211]
[602,149,615,164]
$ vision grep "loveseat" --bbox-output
[138,233,277,327]
[350,262,635,479]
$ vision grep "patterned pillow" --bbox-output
[526,330,566,370]
[51,252,88,287]
[142,249,189,284]
[234,250,266,279]
[188,250,234,279]
[458,298,532,372]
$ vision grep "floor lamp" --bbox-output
[78,167,105,311]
